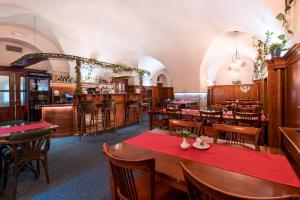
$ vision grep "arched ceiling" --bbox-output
[0,0,285,91]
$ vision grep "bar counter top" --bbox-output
[42,103,73,107]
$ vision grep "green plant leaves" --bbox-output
[276,13,285,21]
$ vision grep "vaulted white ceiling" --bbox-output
[0,0,285,91]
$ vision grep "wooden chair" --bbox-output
[185,103,199,110]
[199,110,223,138]
[103,99,117,132]
[148,108,168,130]
[1,129,51,200]
[213,123,261,147]
[180,162,299,200]
[233,111,261,128]
[209,104,224,111]
[234,106,260,113]
[79,100,98,139]
[102,143,183,200]
[165,108,182,120]
[169,119,201,136]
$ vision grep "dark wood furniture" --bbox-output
[213,123,261,147]
[103,99,117,132]
[180,162,299,200]
[169,119,201,136]
[109,129,300,197]
[260,44,300,147]
[148,108,168,130]
[79,101,98,139]
[233,111,262,127]
[102,143,182,200]
[0,121,58,139]
[1,129,51,200]
[41,104,74,137]
[199,110,223,137]
[279,127,300,177]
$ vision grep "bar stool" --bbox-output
[79,101,98,140]
[126,100,141,125]
[103,99,117,132]
[96,102,105,132]
[139,98,150,122]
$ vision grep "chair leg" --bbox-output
[42,155,50,184]
[36,160,40,177]
[114,111,117,133]
[12,165,19,200]
[2,162,8,190]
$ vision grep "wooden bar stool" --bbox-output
[103,99,117,132]
[126,100,141,125]
[79,101,98,140]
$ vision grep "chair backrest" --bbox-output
[79,101,97,114]
[235,106,260,113]
[103,99,116,110]
[6,129,51,162]
[199,110,223,125]
[185,103,200,110]
[148,108,167,129]
[209,104,224,111]
[213,123,261,146]
[165,108,182,120]
[169,119,201,136]
[102,143,155,200]
[180,162,299,200]
[233,111,261,128]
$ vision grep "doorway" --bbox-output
[0,71,26,123]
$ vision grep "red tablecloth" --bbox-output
[0,122,54,135]
[125,132,300,188]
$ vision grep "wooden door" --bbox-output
[0,71,27,123]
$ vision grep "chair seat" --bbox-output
[135,175,184,200]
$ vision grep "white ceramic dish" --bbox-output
[192,142,210,150]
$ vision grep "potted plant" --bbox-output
[269,34,288,58]
[177,131,197,149]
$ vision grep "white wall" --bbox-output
[0,25,69,72]
[215,59,254,85]
[293,1,300,43]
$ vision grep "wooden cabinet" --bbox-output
[279,127,300,177]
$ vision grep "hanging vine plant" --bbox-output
[11,53,151,77]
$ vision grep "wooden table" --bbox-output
[0,121,59,139]
[110,129,300,197]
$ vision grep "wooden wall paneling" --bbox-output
[42,105,74,136]
[151,87,158,107]
[209,84,259,105]
[284,44,300,128]
[266,58,286,147]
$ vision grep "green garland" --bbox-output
[11,53,151,77]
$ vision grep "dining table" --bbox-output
[109,129,300,197]
[0,121,59,139]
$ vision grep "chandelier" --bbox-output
[227,31,243,77]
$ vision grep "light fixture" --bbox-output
[228,31,243,76]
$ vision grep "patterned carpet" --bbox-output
[0,119,149,200]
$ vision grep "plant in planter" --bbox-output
[269,34,288,58]
[177,131,197,149]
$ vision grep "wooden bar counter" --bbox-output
[42,93,141,136]
[42,104,74,137]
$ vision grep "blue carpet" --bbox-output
[0,119,149,200]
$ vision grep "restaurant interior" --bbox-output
[0,0,300,199]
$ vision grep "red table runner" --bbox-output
[0,122,54,135]
[124,132,300,188]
